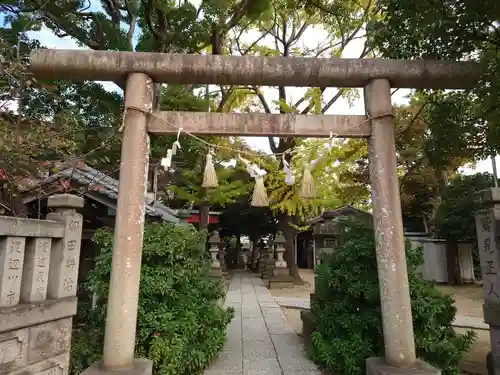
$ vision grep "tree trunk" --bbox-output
[491,155,498,187]
[198,198,209,230]
[198,151,210,231]
[446,240,461,285]
[283,216,304,284]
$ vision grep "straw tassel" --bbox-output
[202,150,218,188]
[299,135,333,198]
[300,163,316,199]
[251,176,269,207]
[239,155,269,207]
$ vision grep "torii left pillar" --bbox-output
[83,73,154,375]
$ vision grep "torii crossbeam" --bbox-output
[29,49,480,375]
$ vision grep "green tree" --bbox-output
[71,222,234,375]
[393,96,478,232]
[1,0,275,217]
[217,0,377,281]
[367,0,500,160]
[311,220,475,375]
[434,172,493,243]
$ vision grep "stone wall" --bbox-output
[0,194,84,375]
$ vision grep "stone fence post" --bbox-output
[46,194,84,299]
[475,188,500,375]
[0,193,84,375]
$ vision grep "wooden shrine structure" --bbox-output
[28,50,480,375]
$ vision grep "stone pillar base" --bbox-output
[81,359,152,375]
[273,267,290,277]
[268,268,295,289]
[210,268,223,278]
[366,357,440,375]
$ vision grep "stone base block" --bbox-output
[272,267,290,277]
[5,352,70,375]
[0,296,77,333]
[268,275,295,289]
[81,359,152,375]
[300,309,317,350]
[484,302,500,326]
[366,357,440,375]
[210,268,222,277]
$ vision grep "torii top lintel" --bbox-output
[29,49,480,89]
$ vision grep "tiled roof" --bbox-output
[35,164,179,223]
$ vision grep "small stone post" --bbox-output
[475,188,500,375]
[365,79,438,375]
[219,239,227,274]
[268,232,294,288]
[45,194,84,300]
[257,239,267,273]
[209,231,222,278]
[261,238,274,280]
[241,242,250,271]
[0,236,26,306]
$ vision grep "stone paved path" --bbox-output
[205,272,321,375]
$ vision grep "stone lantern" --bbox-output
[268,232,294,288]
[261,238,275,280]
[257,238,268,273]
[208,231,222,277]
[274,232,287,269]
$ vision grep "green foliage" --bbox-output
[70,223,234,375]
[218,197,278,239]
[367,0,500,158]
[311,221,475,375]
[367,0,497,61]
[393,98,473,232]
[434,173,493,242]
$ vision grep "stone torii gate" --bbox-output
[29,50,479,375]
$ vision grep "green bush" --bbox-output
[70,223,234,375]
[311,220,475,375]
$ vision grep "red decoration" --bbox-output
[186,214,219,224]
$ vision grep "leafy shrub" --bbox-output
[70,223,234,375]
[311,220,475,375]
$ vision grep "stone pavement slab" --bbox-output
[205,272,322,375]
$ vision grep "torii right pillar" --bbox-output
[365,79,439,375]
[475,188,500,375]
